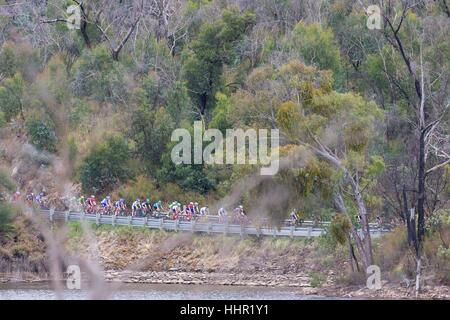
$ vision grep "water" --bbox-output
[0,282,326,300]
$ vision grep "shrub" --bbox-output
[79,135,134,195]
[25,110,58,152]
[0,203,15,240]
[0,111,6,128]
[329,213,352,246]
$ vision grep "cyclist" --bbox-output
[169,201,180,219]
[132,198,141,216]
[290,209,299,226]
[218,207,227,217]
[235,205,247,223]
[153,200,163,212]
[187,202,195,215]
[141,199,150,216]
[13,190,21,202]
[144,198,152,214]
[194,202,200,215]
[78,195,86,208]
[218,207,227,223]
[100,196,112,214]
[199,205,209,216]
[114,199,123,215]
[86,195,97,213]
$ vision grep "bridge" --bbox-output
[40,209,390,239]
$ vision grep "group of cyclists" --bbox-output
[12,190,301,226]
[66,195,251,223]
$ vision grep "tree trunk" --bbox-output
[417,130,426,246]
[415,254,422,297]
[80,19,91,49]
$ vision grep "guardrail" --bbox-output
[40,209,390,239]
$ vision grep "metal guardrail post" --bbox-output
[175,219,179,232]
[307,227,312,238]
[191,220,196,233]
[128,216,132,226]
[143,217,148,227]
[49,208,54,222]
[273,228,277,238]
[207,222,211,234]
[96,213,100,226]
[290,225,294,239]
[224,222,229,235]
[112,214,116,226]
[65,210,69,222]
[159,218,163,231]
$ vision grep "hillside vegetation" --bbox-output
[0,0,448,292]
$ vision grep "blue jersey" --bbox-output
[101,198,109,207]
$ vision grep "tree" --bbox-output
[289,22,343,88]
[0,73,25,121]
[183,8,256,118]
[376,0,450,294]
[79,136,134,195]
[71,45,127,102]
[276,62,384,270]
[40,0,143,61]
[25,110,58,152]
[129,106,174,171]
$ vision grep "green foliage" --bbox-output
[0,170,15,240]
[79,136,134,195]
[0,170,15,193]
[290,22,343,88]
[309,271,326,288]
[329,214,352,246]
[209,92,233,132]
[0,111,6,128]
[68,99,91,125]
[183,8,256,116]
[72,45,127,102]
[0,42,18,78]
[166,81,193,126]
[158,152,216,194]
[25,110,58,152]
[0,73,25,121]
[129,106,174,169]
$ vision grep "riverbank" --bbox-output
[1,220,449,299]
[1,270,449,299]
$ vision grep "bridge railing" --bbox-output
[40,209,390,239]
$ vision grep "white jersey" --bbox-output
[200,207,208,215]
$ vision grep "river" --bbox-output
[0,282,328,300]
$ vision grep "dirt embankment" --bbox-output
[1,220,449,299]
[69,226,449,299]
[0,214,48,279]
